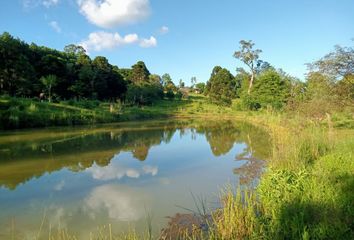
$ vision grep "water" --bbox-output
[0,119,270,239]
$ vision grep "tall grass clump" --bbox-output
[220,113,354,240]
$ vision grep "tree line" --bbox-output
[0,32,181,105]
[1,32,352,115]
[205,40,353,115]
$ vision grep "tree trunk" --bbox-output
[247,73,254,95]
[48,85,52,103]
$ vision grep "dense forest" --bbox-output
[0,32,180,106]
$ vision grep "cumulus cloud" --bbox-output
[77,0,150,28]
[139,36,157,48]
[79,31,157,52]
[86,161,158,181]
[43,0,59,8]
[159,26,169,34]
[49,21,61,33]
[85,184,148,221]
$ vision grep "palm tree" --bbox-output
[40,75,57,102]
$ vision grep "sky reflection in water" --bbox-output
[0,120,270,239]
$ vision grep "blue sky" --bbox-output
[0,0,353,84]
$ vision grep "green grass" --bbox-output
[0,94,244,130]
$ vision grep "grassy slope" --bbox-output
[0,95,243,130]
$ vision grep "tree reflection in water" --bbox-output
[0,120,270,190]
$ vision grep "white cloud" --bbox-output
[159,26,169,34]
[139,36,157,48]
[86,161,158,181]
[77,0,150,28]
[22,0,59,9]
[49,21,62,33]
[54,180,65,191]
[143,165,158,176]
[43,0,59,8]
[85,184,148,221]
[79,31,157,52]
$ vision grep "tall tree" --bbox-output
[206,66,236,106]
[233,40,262,94]
[191,76,197,88]
[131,61,150,84]
[162,73,176,91]
[179,79,185,88]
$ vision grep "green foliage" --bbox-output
[206,66,237,106]
[0,32,128,101]
[195,82,206,93]
[241,69,291,110]
[161,73,177,91]
[165,89,175,100]
[131,61,150,84]
[175,90,183,100]
[40,74,57,102]
[125,84,163,105]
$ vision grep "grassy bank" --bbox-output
[0,95,239,130]
[1,95,353,130]
[214,114,354,239]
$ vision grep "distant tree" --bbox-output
[40,75,57,102]
[307,43,354,104]
[64,44,86,56]
[233,40,262,94]
[191,76,197,88]
[131,61,150,84]
[307,44,354,80]
[162,73,176,91]
[179,79,185,88]
[206,66,236,106]
[195,82,206,93]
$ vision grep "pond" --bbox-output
[0,119,270,239]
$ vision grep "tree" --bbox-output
[131,61,150,84]
[307,44,354,80]
[149,74,163,87]
[64,44,86,56]
[178,79,185,88]
[307,42,354,104]
[191,76,197,88]
[195,82,206,93]
[244,69,291,110]
[0,32,35,96]
[206,66,236,106]
[40,75,57,102]
[233,40,262,94]
[161,73,176,91]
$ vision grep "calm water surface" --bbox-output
[0,119,270,239]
